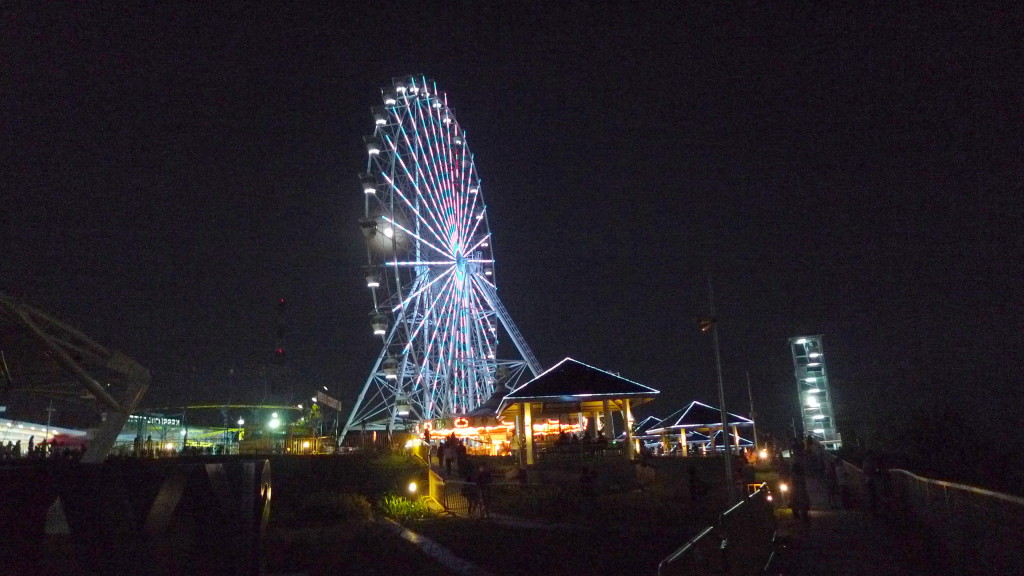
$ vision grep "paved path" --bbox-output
[777,475,941,575]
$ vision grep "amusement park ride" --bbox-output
[341,75,543,443]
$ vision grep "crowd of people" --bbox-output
[0,436,86,460]
[427,432,496,517]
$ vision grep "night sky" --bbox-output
[3,4,1022,440]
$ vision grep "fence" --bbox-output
[657,484,778,576]
[426,465,474,516]
[886,469,1024,576]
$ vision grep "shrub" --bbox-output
[321,492,374,523]
[275,490,373,527]
[379,493,431,521]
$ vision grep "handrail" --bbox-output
[656,525,717,575]
[657,484,776,576]
[885,465,1024,575]
[888,468,1024,506]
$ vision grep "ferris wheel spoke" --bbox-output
[465,233,492,255]
[466,281,498,357]
[393,265,455,317]
[407,275,458,360]
[379,168,450,255]
[383,137,453,252]
[413,100,460,249]
[385,260,457,267]
[398,115,455,249]
[468,304,497,363]
[386,129,452,252]
[454,160,480,250]
[463,200,488,247]
[416,283,462,413]
[380,215,454,261]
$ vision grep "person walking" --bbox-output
[444,440,455,475]
[455,438,469,478]
[790,459,811,521]
[475,465,493,518]
[825,459,841,509]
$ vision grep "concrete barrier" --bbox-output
[0,458,271,576]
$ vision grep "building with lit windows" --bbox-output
[789,335,841,449]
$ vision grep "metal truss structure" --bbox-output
[0,293,150,462]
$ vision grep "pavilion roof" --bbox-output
[710,429,754,447]
[498,358,659,417]
[646,400,753,434]
[632,415,664,437]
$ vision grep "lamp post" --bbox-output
[747,371,759,450]
[702,280,736,504]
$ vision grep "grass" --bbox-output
[265,452,456,575]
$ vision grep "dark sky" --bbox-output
[3,4,1022,437]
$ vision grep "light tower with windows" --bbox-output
[789,335,841,449]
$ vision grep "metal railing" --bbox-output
[427,465,473,516]
[887,469,1024,576]
[657,484,777,576]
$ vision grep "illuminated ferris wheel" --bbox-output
[341,75,542,442]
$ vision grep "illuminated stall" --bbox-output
[421,359,660,462]
[646,400,754,456]
[422,382,517,455]
[495,358,660,465]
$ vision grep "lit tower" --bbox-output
[788,335,841,449]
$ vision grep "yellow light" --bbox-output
[779,483,788,492]
[302,441,310,449]
[408,481,418,494]
[759,449,769,459]
[164,443,174,451]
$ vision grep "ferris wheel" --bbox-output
[340,75,542,442]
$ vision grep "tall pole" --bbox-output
[705,279,736,504]
[747,371,759,449]
[45,398,54,440]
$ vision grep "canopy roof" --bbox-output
[497,358,659,418]
[647,400,753,435]
[631,415,665,437]
[710,429,754,447]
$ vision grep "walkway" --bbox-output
[777,474,942,575]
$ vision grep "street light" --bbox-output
[702,279,736,504]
